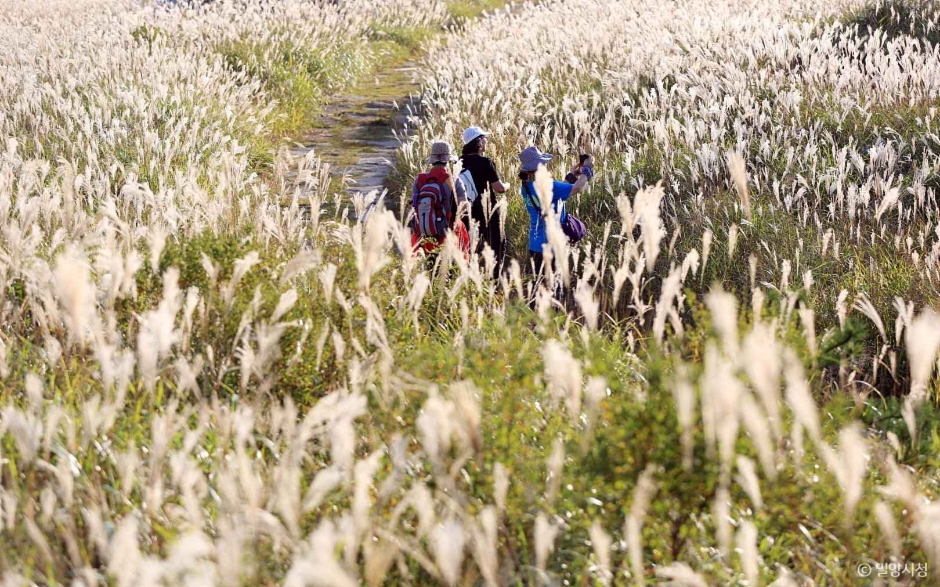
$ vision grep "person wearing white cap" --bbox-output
[459,126,510,277]
[517,145,594,279]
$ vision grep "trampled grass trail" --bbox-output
[286,1,523,223]
[289,59,421,220]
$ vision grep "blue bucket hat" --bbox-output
[519,145,553,172]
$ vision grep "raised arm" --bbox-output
[568,155,594,196]
[569,173,589,196]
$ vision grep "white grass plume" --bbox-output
[820,423,868,522]
[655,563,709,587]
[470,507,499,587]
[740,396,777,480]
[284,520,356,587]
[542,339,583,419]
[653,267,683,345]
[353,450,383,540]
[742,323,782,442]
[270,288,298,323]
[904,310,940,440]
[706,289,739,356]
[736,520,759,585]
[534,513,559,579]
[53,246,93,345]
[432,518,466,585]
[625,464,660,586]
[713,485,733,556]
[636,182,666,271]
[574,279,600,332]
[364,535,399,587]
[494,462,509,515]
[701,230,713,281]
[874,500,902,558]
[674,369,695,470]
[736,456,763,511]
[681,248,700,281]
[726,150,751,220]
[853,293,887,343]
[590,520,613,586]
[784,350,821,444]
[108,517,141,587]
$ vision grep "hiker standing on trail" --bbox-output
[517,145,593,280]
[458,126,510,277]
[410,140,471,255]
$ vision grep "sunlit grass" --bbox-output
[2,0,940,584]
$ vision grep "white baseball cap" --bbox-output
[462,126,489,146]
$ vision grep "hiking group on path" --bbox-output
[410,126,595,288]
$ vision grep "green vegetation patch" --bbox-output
[446,0,511,25]
[216,36,371,137]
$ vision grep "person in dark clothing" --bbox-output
[459,126,510,278]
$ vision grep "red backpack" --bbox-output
[413,168,452,239]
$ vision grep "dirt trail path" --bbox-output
[287,4,524,222]
[288,58,422,220]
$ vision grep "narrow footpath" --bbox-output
[288,59,422,221]
[286,3,521,223]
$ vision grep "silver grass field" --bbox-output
[2,0,940,585]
